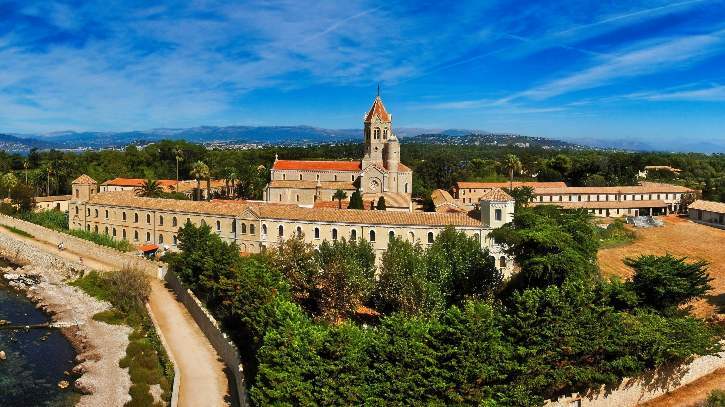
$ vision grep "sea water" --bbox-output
[0,261,79,406]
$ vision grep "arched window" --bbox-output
[159,216,164,226]
[173,235,178,245]
[112,228,116,237]
[86,224,90,231]
[350,229,357,241]
[172,217,178,227]
[262,224,268,236]
[86,208,90,216]
[159,234,164,244]
[299,174,302,180]
[146,214,151,224]
[186,217,191,225]
[146,232,151,242]
[122,211,126,221]
[369,230,376,242]
[75,189,79,198]
[231,221,236,234]
[105,210,108,218]
[296,226,302,236]
[104,226,108,235]
[282,173,286,180]
[278,225,284,237]
[122,229,127,239]
[296,194,300,202]
[134,213,139,223]
[499,256,507,268]
[75,207,79,215]
[409,231,415,241]
[250,224,255,234]
[332,228,338,240]
[334,175,338,181]
[404,183,408,193]
[216,220,221,231]
[94,209,99,217]
[427,231,434,244]
[242,223,247,234]
[389,230,395,240]
[134,230,139,240]
[94,225,98,233]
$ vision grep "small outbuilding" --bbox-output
[688,200,725,229]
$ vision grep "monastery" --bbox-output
[67,95,515,272]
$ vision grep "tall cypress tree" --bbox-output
[348,190,364,209]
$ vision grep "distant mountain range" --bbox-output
[0,125,722,153]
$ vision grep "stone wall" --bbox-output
[0,213,158,276]
[544,349,725,406]
[164,270,248,407]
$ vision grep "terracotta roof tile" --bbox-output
[73,174,97,184]
[272,160,362,172]
[478,188,513,202]
[87,192,481,227]
[531,199,668,209]
[689,200,725,213]
[364,96,391,122]
[35,195,72,202]
[268,180,356,190]
[457,181,566,189]
[101,178,179,187]
[258,205,481,227]
[533,182,692,195]
[362,192,411,208]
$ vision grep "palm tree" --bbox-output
[23,160,29,184]
[1,173,18,198]
[189,161,210,201]
[332,189,348,209]
[502,154,522,191]
[45,162,54,196]
[135,179,164,197]
[173,148,183,183]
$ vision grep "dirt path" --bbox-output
[0,227,230,406]
[598,215,725,405]
[598,215,725,317]
[640,368,725,407]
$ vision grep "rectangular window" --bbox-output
[495,209,502,221]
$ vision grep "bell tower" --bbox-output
[362,89,392,167]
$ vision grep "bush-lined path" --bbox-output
[0,226,230,406]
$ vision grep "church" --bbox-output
[265,94,414,211]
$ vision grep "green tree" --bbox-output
[374,237,444,316]
[332,189,348,209]
[316,239,375,322]
[268,233,319,314]
[502,154,522,191]
[504,186,535,209]
[189,161,210,201]
[376,196,387,210]
[10,183,35,213]
[348,190,364,209]
[173,147,184,183]
[1,172,18,198]
[426,227,502,305]
[491,206,599,288]
[134,179,164,197]
[627,254,713,312]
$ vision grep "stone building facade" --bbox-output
[68,175,515,272]
[447,181,694,217]
[266,95,413,210]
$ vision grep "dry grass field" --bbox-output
[597,215,725,318]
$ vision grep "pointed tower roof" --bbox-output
[364,96,391,122]
[72,174,97,185]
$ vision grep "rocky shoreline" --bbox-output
[0,232,131,407]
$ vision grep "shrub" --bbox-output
[103,268,151,314]
[67,228,136,252]
[18,210,68,230]
[705,389,725,407]
[627,254,713,312]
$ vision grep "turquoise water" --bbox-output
[0,268,80,406]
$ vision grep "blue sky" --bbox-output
[1,0,724,145]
